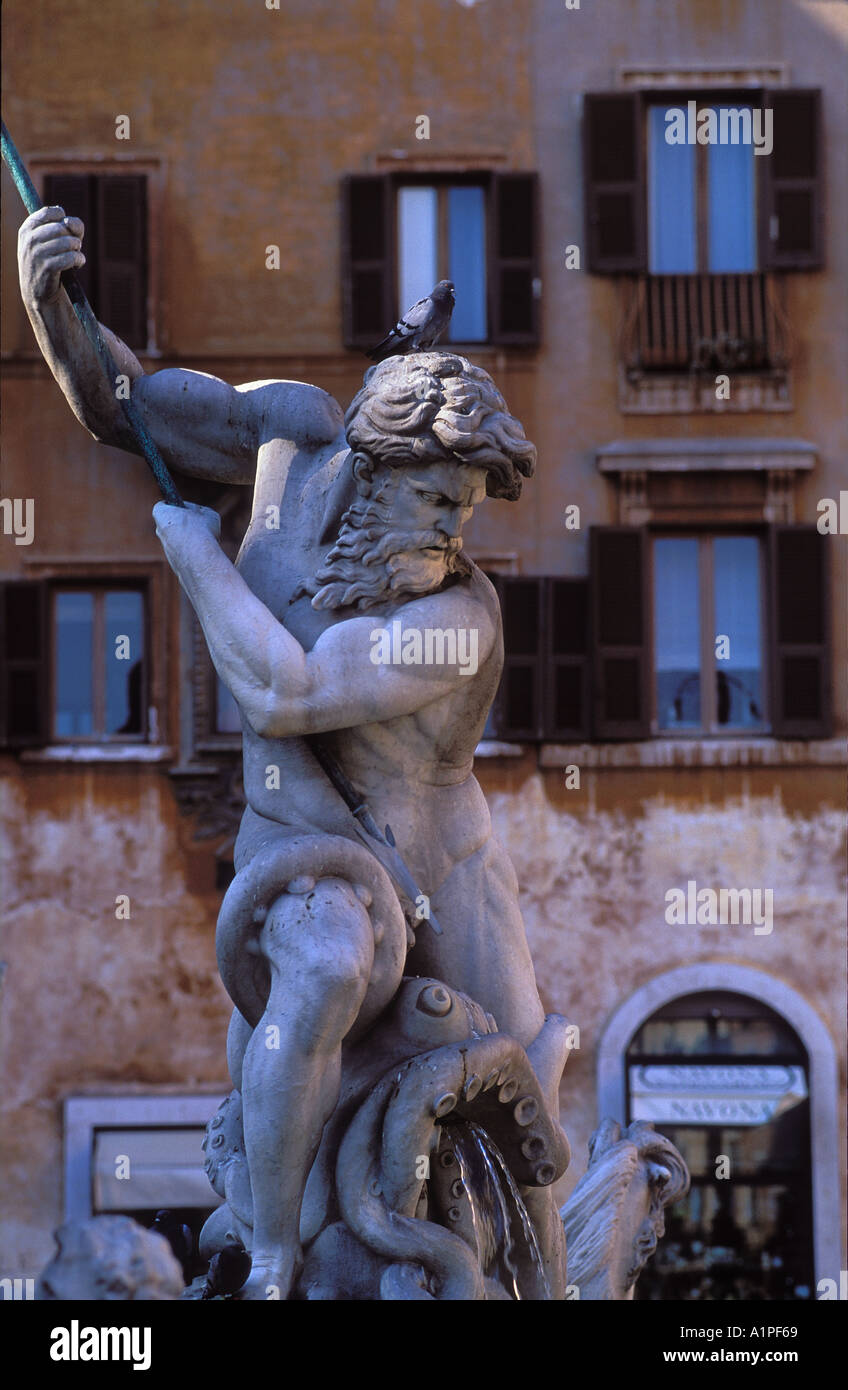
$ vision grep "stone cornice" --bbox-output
[597,438,817,473]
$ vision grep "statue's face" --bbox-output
[304,456,488,612]
[380,459,487,583]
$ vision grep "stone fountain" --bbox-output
[30,349,687,1301]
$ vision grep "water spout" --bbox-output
[446,1120,551,1300]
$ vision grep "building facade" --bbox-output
[1,0,845,1298]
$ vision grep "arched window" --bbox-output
[626,991,813,1300]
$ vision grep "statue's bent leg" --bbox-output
[239,876,375,1300]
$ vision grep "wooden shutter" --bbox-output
[42,173,96,306]
[591,527,649,739]
[583,93,646,273]
[0,580,48,748]
[496,576,544,740]
[342,175,393,350]
[544,578,590,740]
[489,173,540,345]
[760,90,823,270]
[97,175,148,348]
[769,525,830,737]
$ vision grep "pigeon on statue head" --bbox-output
[367,280,455,362]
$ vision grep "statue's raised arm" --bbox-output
[17,203,344,487]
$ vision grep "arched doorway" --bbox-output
[596,964,842,1298]
[627,990,812,1298]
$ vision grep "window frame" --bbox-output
[644,89,761,276]
[486,520,829,747]
[395,174,490,344]
[50,579,151,744]
[64,1093,226,1223]
[650,527,770,738]
[342,169,540,350]
[584,87,823,275]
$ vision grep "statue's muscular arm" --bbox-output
[17,206,343,485]
[155,502,496,735]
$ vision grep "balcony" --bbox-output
[619,272,793,414]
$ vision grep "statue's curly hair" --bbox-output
[344,351,536,501]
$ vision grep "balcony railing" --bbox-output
[621,273,792,376]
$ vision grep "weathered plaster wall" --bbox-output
[477,762,847,1209]
[2,755,844,1270]
[0,764,231,1273]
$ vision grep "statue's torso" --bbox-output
[231,432,503,891]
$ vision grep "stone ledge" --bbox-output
[474,740,528,758]
[539,739,847,770]
[19,744,174,764]
[597,437,816,472]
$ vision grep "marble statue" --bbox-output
[37,1217,184,1301]
[19,205,687,1301]
[562,1120,690,1300]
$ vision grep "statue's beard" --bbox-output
[295,501,470,612]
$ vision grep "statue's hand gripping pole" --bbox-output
[1,120,184,507]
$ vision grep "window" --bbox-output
[627,992,814,1301]
[42,173,149,349]
[590,523,830,741]
[0,579,151,748]
[584,89,823,274]
[397,184,487,341]
[342,172,539,349]
[584,90,820,392]
[64,1095,225,1284]
[53,587,146,740]
[485,574,590,742]
[653,535,765,734]
[481,523,830,745]
[647,104,756,274]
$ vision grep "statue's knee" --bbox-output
[260,875,374,1000]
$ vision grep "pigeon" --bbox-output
[151,1209,193,1281]
[368,280,455,361]
[201,1243,252,1300]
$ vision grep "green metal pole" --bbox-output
[1,119,184,506]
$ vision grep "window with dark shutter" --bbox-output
[342,175,393,349]
[0,580,48,748]
[583,93,646,273]
[342,172,540,350]
[591,527,650,739]
[760,90,823,270]
[490,173,540,345]
[97,176,148,347]
[496,576,544,740]
[43,173,149,348]
[769,525,831,738]
[544,578,590,740]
